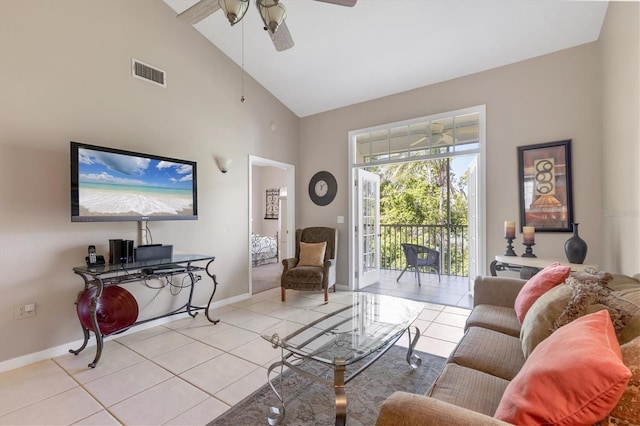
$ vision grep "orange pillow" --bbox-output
[514,262,571,324]
[297,241,327,267]
[494,310,631,425]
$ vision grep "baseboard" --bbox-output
[0,295,246,373]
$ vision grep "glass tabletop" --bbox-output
[73,254,215,275]
[261,292,424,366]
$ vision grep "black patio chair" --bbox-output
[396,243,441,285]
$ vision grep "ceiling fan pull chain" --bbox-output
[241,18,246,103]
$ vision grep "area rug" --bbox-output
[208,345,446,426]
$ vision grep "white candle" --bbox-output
[523,226,535,244]
[504,221,516,239]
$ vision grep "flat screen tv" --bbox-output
[71,142,198,222]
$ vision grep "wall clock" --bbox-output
[308,171,337,206]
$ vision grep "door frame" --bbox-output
[347,105,486,290]
[248,155,295,293]
[355,168,381,289]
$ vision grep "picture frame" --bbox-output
[264,188,279,220]
[517,139,574,232]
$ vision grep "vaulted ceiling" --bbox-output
[163,0,608,117]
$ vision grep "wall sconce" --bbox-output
[215,156,232,174]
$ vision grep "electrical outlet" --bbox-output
[14,303,36,320]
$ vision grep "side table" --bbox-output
[490,255,598,279]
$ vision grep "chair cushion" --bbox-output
[465,305,520,337]
[297,241,327,267]
[282,266,324,285]
[428,364,510,417]
[449,327,525,381]
[494,310,631,425]
[514,262,571,324]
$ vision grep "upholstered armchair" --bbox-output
[281,227,338,303]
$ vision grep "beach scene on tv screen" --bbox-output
[78,148,194,217]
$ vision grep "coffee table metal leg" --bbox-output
[406,326,422,369]
[334,359,347,426]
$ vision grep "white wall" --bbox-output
[0,0,299,364]
[299,42,604,286]
[600,1,640,275]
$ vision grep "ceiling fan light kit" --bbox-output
[257,0,286,34]
[219,0,249,25]
[177,0,357,52]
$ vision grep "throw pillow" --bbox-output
[514,262,571,324]
[598,336,640,425]
[297,241,327,267]
[494,310,632,425]
[520,284,574,358]
[553,271,636,339]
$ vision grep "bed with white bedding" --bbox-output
[251,233,278,266]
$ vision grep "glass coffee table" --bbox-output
[261,292,424,426]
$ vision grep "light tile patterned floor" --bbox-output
[0,287,470,425]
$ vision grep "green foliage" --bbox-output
[369,158,471,276]
[375,159,469,226]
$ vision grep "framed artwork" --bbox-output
[517,140,574,232]
[264,188,279,220]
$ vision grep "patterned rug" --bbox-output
[208,345,446,426]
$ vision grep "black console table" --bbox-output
[70,254,219,368]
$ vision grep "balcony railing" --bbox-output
[380,224,469,276]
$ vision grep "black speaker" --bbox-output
[109,239,134,264]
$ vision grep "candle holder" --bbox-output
[504,237,517,256]
[522,242,537,258]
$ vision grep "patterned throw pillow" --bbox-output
[598,336,640,425]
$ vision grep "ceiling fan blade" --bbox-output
[441,134,456,145]
[314,0,357,6]
[177,0,221,25]
[270,21,295,52]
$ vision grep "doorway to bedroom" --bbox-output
[249,156,295,295]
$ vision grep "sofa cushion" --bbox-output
[599,336,640,425]
[514,262,571,324]
[376,392,512,426]
[465,305,520,337]
[449,327,525,381]
[297,241,326,267]
[428,364,510,417]
[495,310,632,425]
[520,284,574,358]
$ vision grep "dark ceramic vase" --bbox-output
[564,223,587,264]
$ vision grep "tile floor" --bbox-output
[0,287,471,426]
[362,269,474,308]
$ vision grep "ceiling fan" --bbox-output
[177,0,357,51]
[410,123,456,147]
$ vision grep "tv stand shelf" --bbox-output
[70,254,219,368]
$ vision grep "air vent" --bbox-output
[132,58,166,87]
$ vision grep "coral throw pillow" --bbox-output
[297,241,327,267]
[514,262,571,324]
[494,310,632,425]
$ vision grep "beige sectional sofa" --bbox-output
[376,272,640,425]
